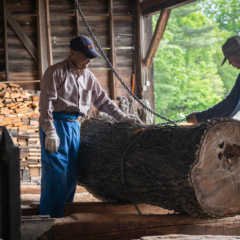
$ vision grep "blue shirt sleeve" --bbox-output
[196,74,240,122]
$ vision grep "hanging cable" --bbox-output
[75,0,185,124]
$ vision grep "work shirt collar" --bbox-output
[66,57,85,75]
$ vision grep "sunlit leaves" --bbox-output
[153,1,238,123]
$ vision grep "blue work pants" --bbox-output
[39,112,81,218]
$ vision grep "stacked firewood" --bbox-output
[0,83,41,182]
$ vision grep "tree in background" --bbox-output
[200,0,240,90]
[200,0,240,35]
[154,1,239,123]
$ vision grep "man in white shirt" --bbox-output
[39,35,138,217]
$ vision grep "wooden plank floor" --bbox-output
[38,213,240,240]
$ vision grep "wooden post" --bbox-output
[141,0,196,15]
[37,0,51,79]
[3,0,9,81]
[144,9,171,67]
[108,0,117,100]
[46,0,53,66]
[39,213,240,240]
[135,0,144,98]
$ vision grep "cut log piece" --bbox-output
[77,118,240,218]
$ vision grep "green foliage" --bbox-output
[200,0,240,34]
[153,1,239,123]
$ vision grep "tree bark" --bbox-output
[77,118,240,218]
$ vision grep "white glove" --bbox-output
[45,130,60,153]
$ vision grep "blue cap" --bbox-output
[70,35,99,59]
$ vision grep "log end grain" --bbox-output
[191,119,240,217]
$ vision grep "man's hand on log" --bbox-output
[186,113,198,124]
[121,114,144,125]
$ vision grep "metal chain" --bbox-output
[75,0,186,125]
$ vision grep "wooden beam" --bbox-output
[108,0,117,99]
[144,9,171,67]
[7,15,37,63]
[141,0,196,15]
[135,0,144,98]
[3,0,9,81]
[46,0,53,66]
[135,235,240,240]
[39,213,240,240]
[46,13,133,21]
[0,80,40,84]
[37,0,50,78]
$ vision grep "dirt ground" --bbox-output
[20,183,173,215]
[21,183,100,204]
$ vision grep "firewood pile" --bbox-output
[0,83,41,182]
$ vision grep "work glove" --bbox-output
[186,112,198,124]
[45,130,60,153]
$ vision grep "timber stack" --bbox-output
[0,83,40,181]
[78,118,240,218]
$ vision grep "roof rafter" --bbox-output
[144,8,171,67]
[141,0,196,15]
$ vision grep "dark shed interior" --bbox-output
[0,0,196,120]
[0,1,209,240]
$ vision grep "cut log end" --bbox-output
[191,120,240,217]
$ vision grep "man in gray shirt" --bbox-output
[39,35,137,217]
[186,36,240,124]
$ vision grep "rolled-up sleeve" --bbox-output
[39,67,59,133]
[90,72,126,120]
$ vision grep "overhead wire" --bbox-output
[75,0,186,125]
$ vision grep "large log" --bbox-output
[77,118,240,218]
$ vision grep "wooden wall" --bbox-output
[0,0,38,89]
[0,1,4,75]
[0,0,154,116]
